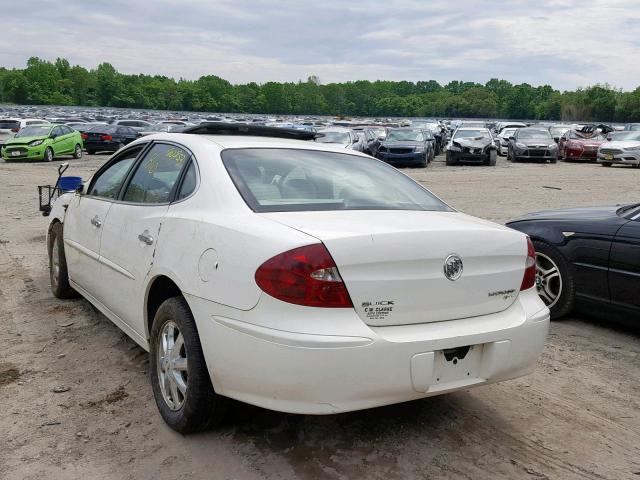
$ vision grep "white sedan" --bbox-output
[47,124,549,433]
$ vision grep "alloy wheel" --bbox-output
[535,252,563,308]
[157,320,188,411]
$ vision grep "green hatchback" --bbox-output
[1,124,84,162]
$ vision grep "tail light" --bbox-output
[101,134,113,141]
[255,244,353,308]
[11,128,19,133]
[81,133,88,140]
[520,237,536,291]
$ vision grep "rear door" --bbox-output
[609,218,640,312]
[98,142,191,334]
[63,147,142,299]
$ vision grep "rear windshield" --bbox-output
[88,125,117,133]
[0,120,19,129]
[315,131,350,144]
[222,148,451,213]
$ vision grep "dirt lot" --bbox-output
[1,153,639,480]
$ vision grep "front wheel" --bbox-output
[445,152,457,166]
[73,144,83,159]
[601,162,612,167]
[48,222,78,299]
[44,147,54,162]
[149,297,228,433]
[487,150,497,166]
[532,240,575,320]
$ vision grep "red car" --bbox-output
[559,130,607,161]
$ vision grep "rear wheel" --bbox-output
[532,240,575,320]
[44,147,54,163]
[149,297,228,433]
[73,144,82,159]
[48,222,78,299]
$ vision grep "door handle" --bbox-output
[138,230,154,245]
[90,215,102,228]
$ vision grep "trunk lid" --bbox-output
[263,210,527,326]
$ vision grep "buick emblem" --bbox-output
[443,254,463,281]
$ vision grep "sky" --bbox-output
[2,0,639,90]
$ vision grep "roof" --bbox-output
[138,132,370,157]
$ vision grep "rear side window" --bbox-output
[222,148,451,213]
[122,144,189,204]
[177,162,197,200]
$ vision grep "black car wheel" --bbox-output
[73,144,82,159]
[532,240,575,320]
[87,149,95,155]
[601,162,612,167]
[486,150,497,166]
[150,297,228,433]
[445,152,457,166]
[48,222,78,299]
[44,147,54,162]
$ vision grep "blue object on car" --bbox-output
[58,176,83,192]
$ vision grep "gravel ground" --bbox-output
[1,152,639,480]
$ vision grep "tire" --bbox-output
[48,222,78,299]
[73,144,82,159]
[44,147,54,163]
[87,149,95,155]
[445,152,457,166]
[418,153,428,168]
[601,162,612,167]
[550,156,557,164]
[149,297,228,433]
[487,150,497,166]
[532,240,575,320]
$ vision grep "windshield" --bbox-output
[386,129,425,141]
[0,120,20,129]
[15,125,52,137]
[499,128,516,138]
[454,129,490,140]
[222,148,451,213]
[611,131,640,141]
[550,126,570,137]
[518,129,552,140]
[315,131,350,144]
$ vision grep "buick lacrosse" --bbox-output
[47,124,549,433]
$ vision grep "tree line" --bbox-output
[1,57,639,122]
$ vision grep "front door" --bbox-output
[98,142,191,335]
[63,150,140,298]
[609,219,640,312]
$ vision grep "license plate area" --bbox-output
[433,344,483,386]
[11,150,21,157]
[604,153,614,160]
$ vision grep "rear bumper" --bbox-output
[187,288,549,414]
[84,140,120,152]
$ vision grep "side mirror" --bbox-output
[508,136,516,141]
[76,183,86,194]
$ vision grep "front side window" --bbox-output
[122,144,189,204]
[222,148,451,213]
[88,147,144,199]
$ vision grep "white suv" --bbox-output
[47,124,549,433]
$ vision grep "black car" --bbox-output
[374,128,432,167]
[507,127,558,163]
[506,203,640,320]
[82,125,140,154]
